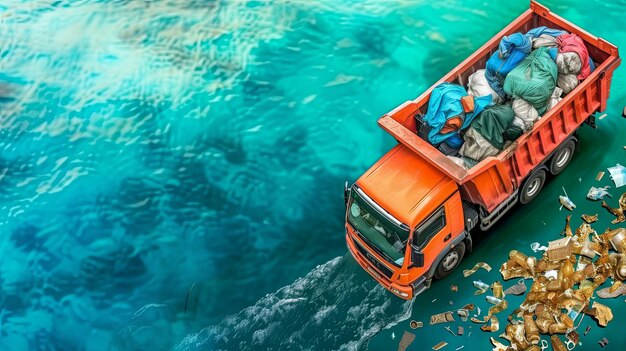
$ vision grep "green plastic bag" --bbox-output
[503,47,558,115]
[471,104,516,149]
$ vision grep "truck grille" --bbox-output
[352,237,394,279]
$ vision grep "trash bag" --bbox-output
[445,134,464,149]
[467,69,503,104]
[504,47,558,115]
[556,52,582,75]
[532,34,558,49]
[512,88,560,135]
[459,127,501,162]
[485,33,533,99]
[526,26,567,39]
[526,26,565,58]
[423,83,492,145]
[470,104,516,149]
[438,141,460,156]
[503,123,523,141]
[557,33,591,80]
[548,87,563,109]
[512,98,539,131]
[557,73,579,94]
[511,116,526,131]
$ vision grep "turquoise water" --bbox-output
[0,0,624,350]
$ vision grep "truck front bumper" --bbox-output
[345,232,417,300]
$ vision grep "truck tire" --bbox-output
[434,242,465,280]
[520,169,546,204]
[549,139,575,175]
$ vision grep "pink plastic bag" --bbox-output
[557,33,591,80]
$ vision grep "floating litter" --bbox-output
[587,186,612,200]
[530,242,548,252]
[409,320,423,329]
[559,187,576,211]
[608,164,626,188]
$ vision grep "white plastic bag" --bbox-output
[459,127,500,162]
[512,98,540,131]
[608,164,626,188]
[548,87,563,109]
[557,73,579,94]
[556,52,582,75]
[467,69,503,104]
[532,34,558,49]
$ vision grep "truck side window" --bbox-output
[414,207,446,249]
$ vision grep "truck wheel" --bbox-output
[549,139,575,175]
[434,242,465,280]
[520,169,546,204]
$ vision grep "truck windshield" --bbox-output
[347,189,409,266]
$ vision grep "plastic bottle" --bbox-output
[559,257,574,289]
[560,313,574,328]
[486,296,502,305]
[550,335,568,351]
[492,281,504,299]
[510,250,529,269]
[523,314,540,345]
[473,280,489,291]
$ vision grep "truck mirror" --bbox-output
[344,181,350,207]
[410,244,425,268]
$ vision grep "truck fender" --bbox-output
[426,231,468,279]
[523,164,548,181]
[566,134,579,152]
[463,232,473,253]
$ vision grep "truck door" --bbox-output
[413,194,463,278]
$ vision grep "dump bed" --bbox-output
[379,1,620,213]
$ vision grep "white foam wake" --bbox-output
[175,255,414,351]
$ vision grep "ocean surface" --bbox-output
[0,0,624,350]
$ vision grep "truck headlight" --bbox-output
[390,288,409,298]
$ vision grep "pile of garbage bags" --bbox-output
[420,26,594,169]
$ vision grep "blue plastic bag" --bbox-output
[525,26,567,39]
[423,83,492,145]
[485,33,533,98]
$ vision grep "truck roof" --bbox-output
[356,144,457,228]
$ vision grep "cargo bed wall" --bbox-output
[378,1,620,213]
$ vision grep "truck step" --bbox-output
[463,202,479,232]
[479,190,519,231]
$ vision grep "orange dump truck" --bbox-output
[344,1,621,299]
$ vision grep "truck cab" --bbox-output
[345,144,471,299]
